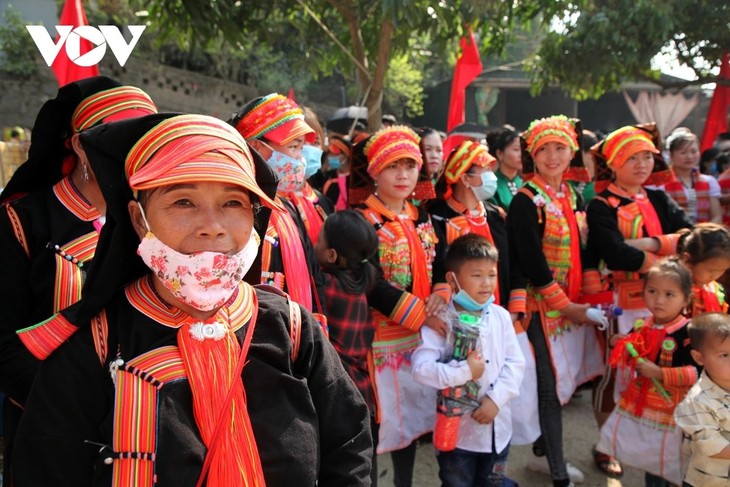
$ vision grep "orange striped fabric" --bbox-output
[53,231,98,311]
[122,278,263,486]
[53,177,102,221]
[111,346,186,486]
[16,313,78,360]
[72,86,157,132]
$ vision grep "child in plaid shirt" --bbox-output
[315,210,379,409]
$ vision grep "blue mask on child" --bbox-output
[452,274,494,312]
[302,145,323,178]
[328,156,341,170]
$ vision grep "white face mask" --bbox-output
[470,171,498,201]
[135,203,259,311]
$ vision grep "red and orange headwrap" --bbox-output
[600,125,660,169]
[443,140,495,184]
[522,115,579,156]
[328,136,352,157]
[364,125,422,177]
[125,114,279,211]
[71,86,157,132]
[231,93,315,145]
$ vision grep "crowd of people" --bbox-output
[1,75,730,487]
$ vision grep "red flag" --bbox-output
[446,28,483,133]
[287,87,296,101]
[52,0,100,86]
[700,52,730,152]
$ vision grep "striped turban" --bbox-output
[601,125,659,169]
[443,140,496,184]
[125,114,279,210]
[72,85,157,132]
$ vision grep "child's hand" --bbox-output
[635,359,662,381]
[608,333,627,348]
[466,351,485,380]
[471,396,499,424]
[425,294,447,317]
[423,316,447,336]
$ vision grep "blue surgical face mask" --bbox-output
[302,145,323,178]
[470,171,498,201]
[451,273,494,312]
[327,156,341,171]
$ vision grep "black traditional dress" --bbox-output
[13,279,372,487]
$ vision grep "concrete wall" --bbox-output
[0,55,261,130]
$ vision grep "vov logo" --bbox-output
[26,25,146,67]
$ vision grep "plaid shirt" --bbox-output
[324,273,376,410]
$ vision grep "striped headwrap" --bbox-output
[522,115,579,156]
[364,125,423,177]
[72,86,157,132]
[125,114,279,210]
[443,140,496,184]
[328,135,352,157]
[600,125,660,169]
[231,93,315,145]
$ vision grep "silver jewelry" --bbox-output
[82,162,89,183]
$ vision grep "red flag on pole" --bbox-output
[446,28,483,133]
[52,0,100,87]
[700,52,730,152]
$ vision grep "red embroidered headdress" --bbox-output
[520,115,589,182]
[230,93,315,145]
[443,140,496,184]
[364,125,423,177]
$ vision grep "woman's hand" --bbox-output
[425,293,447,316]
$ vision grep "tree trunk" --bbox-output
[330,1,371,92]
[365,17,394,132]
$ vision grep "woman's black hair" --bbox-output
[323,210,379,294]
[485,127,520,158]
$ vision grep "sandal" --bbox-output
[592,445,623,479]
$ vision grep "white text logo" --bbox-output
[26,25,146,67]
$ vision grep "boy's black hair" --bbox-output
[645,258,692,298]
[322,210,379,294]
[444,234,499,273]
[688,312,730,351]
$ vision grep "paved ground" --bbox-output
[376,391,645,486]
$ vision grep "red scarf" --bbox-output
[270,196,313,311]
[177,285,266,487]
[532,175,582,301]
[286,185,325,245]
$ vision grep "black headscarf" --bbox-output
[1,76,125,203]
[59,112,278,327]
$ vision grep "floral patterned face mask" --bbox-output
[136,203,260,311]
[261,142,307,193]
